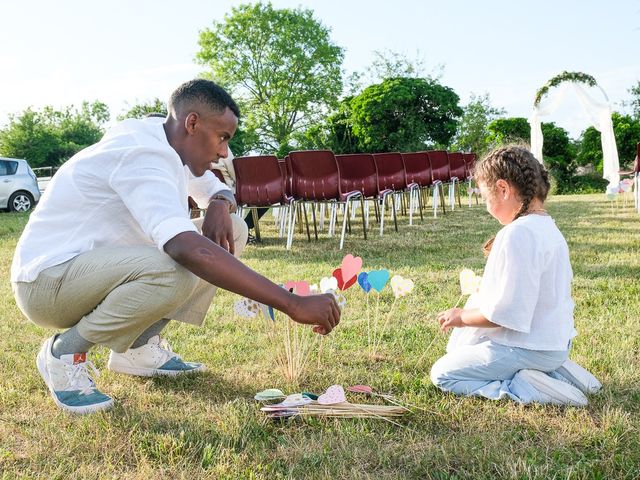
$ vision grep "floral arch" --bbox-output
[529,71,620,193]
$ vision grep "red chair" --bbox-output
[335,153,381,233]
[372,152,418,234]
[448,152,466,209]
[401,151,445,218]
[286,150,365,250]
[634,143,640,213]
[233,155,292,242]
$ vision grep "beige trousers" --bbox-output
[13,214,248,352]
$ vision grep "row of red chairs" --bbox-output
[227,149,477,249]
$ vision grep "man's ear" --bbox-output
[184,112,199,135]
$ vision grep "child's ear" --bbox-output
[495,179,510,199]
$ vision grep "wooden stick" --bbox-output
[371,297,398,356]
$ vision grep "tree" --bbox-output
[626,81,640,119]
[345,77,462,153]
[118,98,167,120]
[486,117,530,146]
[196,2,344,155]
[0,101,109,167]
[451,93,504,155]
[577,112,640,171]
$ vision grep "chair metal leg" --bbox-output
[251,208,261,242]
[311,203,318,240]
[360,196,367,240]
[379,196,386,236]
[339,200,350,250]
[391,194,398,232]
[286,202,297,250]
[303,203,311,241]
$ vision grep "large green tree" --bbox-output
[196,2,344,156]
[118,98,167,120]
[626,80,640,119]
[452,93,504,155]
[345,77,462,153]
[0,101,109,167]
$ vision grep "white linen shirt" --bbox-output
[477,214,576,351]
[11,118,231,283]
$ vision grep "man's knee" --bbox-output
[141,253,200,306]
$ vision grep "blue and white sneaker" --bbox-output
[36,335,114,414]
[107,335,205,377]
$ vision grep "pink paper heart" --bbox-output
[284,280,311,296]
[340,254,362,284]
[347,384,373,394]
[317,384,347,405]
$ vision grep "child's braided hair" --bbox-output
[473,145,551,256]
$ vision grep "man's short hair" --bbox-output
[168,79,240,119]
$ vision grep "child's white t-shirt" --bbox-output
[477,214,576,351]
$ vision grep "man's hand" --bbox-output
[202,199,235,254]
[287,293,341,335]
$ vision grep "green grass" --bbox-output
[1,194,639,479]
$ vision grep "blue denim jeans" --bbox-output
[430,340,569,404]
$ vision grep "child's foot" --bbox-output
[551,359,602,395]
[518,369,588,407]
[36,335,114,414]
[107,335,205,377]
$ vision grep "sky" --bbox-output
[1,0,639,139]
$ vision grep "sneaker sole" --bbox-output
[107,363,206,377]
[36,342,114,415]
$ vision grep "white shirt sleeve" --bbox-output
[187,168,233,208]
[109,148,198,250]
[479,225,542,333]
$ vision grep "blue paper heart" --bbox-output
[358,272,372,293]
[368,269,390,293]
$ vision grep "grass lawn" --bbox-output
[1,194,639,479]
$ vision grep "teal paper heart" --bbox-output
[368,269,390,292]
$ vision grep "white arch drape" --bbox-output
[529,81,620,192]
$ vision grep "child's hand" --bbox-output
[288,293,341,335]
[437,308,464,332]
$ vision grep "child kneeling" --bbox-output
[430,145,601,406]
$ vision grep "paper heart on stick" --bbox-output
[332,268,357,291]
[340,254,362,283]
[390,275,414,298]
[459,269,481,295]
[368,269,390,293]
[254,388,285,401]
[284,280,311,296]
[347,384,373,394]
[357,272,372,293]
[317,384,347,405]
[234,298,260,318]
[273,393,313,407]
[319,276,338,293]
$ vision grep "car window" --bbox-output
[0,160,18,176]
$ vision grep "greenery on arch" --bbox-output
[534,71,597,107]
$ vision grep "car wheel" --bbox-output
[8,191,34,212]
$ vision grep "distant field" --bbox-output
[1,194,639,479]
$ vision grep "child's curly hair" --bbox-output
[474,145,551,256]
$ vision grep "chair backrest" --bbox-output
[233,155,285,207]
[427,150,451,183]
[287,150,340,200]
[448,152,466,180]
[372,152,407,191]
[335,154,379,198]
[635,143,640,173]
[462,153,477,178]
[401,152,433,187]
[278,159,292,197]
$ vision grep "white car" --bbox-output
[0,157,41,212]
